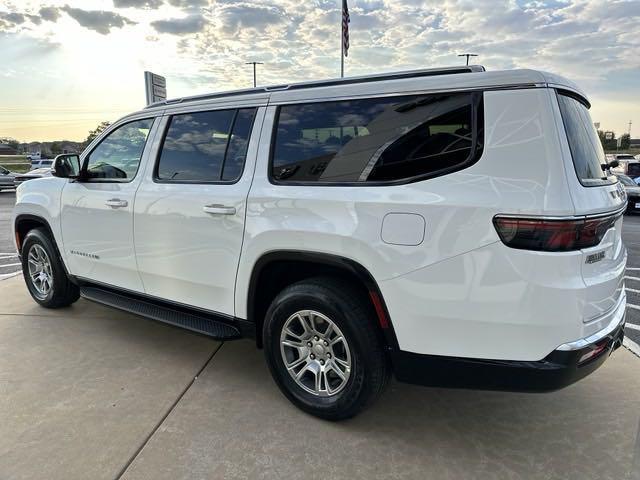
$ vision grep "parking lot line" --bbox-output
[627,268,640,271]
[0,271,21,280]
[624,276,640,282]
[627,323,640,331]
[626,288,640,294]
[627,304,640,311]
[0,262,21,268]
[624,337,640,358]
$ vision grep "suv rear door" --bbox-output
[555,91,626,323]
[133,106,264,316]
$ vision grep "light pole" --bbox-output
[458,53,478,66]
[245,62,263,88]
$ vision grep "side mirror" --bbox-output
[601,159,620,171]
[51,154,81,179]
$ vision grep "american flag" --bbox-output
[342,0,350,57]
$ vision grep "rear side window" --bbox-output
[557,93,612,186]
[157,108,256,183]
[271,93,483,184]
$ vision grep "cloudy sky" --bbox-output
[0,0,638,142]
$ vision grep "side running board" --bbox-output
[80,286,241,340]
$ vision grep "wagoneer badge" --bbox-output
[585,251,606,264]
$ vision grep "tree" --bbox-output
[598,130,617,151]
[620,133,631,150]
[0,136,20,151]
[51,142,63,155]
[84,121,111,147]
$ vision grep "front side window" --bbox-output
[85,118,154,180]
[156,108,256,183]
[271,93,482,183]
[557,93,612,186]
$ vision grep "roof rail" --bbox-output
[145,65,486,109]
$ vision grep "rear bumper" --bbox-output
[391,313,625,392]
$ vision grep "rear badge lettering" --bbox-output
[585,251,605,264]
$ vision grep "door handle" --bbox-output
[105,198,128,208]
[203,204,236,215]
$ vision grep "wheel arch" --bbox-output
[14,214,68,273]
[246,250,399,350]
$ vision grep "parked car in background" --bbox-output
[610,154,640,178]
[14,167,52,187]
[616,174,640,213]
[30,159,53,170]
[0,165,17,191]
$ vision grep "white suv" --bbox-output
[12,66,627,420]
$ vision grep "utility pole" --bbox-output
[629,120,633,137]
[245,62,263,88]
[458,53,478,66]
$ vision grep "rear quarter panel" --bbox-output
[236,86,577,351]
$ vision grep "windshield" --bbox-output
[557,92,612,186]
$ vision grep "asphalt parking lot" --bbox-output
[1,189,639,479]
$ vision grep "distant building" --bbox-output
[0,143,18,155]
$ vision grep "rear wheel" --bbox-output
[263,277,390,420]
[21,228,79,308]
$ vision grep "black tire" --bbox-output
[263,276,390,420]
[21,228,80,308]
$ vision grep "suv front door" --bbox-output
[134,107,263,316]
[61,117,158,292]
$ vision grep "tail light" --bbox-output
[493,213,620,252]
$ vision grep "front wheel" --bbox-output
[21,228,80,308]
[263,277,390,420]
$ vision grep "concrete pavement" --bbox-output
[1,275,639,480]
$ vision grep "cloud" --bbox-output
[168,0,209,7]
[60,6,136,35]
[113,0,165,9]
[111,0,208,9]
[217,3,288,35]
[0,11,41,28]
[39,6,60,22]
[151,14,206,34]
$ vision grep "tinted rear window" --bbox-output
[271,93,483,183]
[557,93,612,186]
[157,108,256,183]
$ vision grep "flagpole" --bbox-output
[340,17,344,78]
